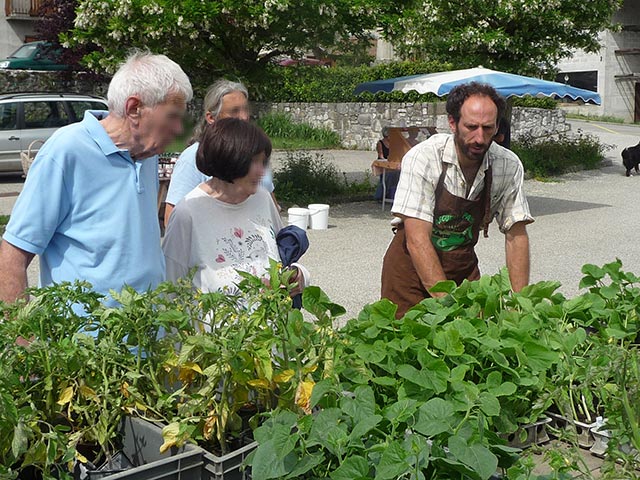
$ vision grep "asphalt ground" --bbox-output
[1,119,639,325]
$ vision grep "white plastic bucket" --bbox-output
[307,203,330,230]
[287,207,310,229]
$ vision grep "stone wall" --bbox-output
[0,70,109,97]
[254,102,571,150]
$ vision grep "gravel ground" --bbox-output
[1,119,639,326]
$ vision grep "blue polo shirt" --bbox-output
[4,111,165,300]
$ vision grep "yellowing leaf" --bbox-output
[178,362,203,384]
[183,362,203,374]
[204,412,218,440]
[79,385,97,400]
[75,451,88,464]
[247,379,271,389]
[274,369,295,383]
[134,401,148,412]
[120,381,130,399]
[295,380,315,414]
[160,422,181,454]
[57,386,74,406]
[302,364,318,375]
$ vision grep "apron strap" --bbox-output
[481,166,492,238]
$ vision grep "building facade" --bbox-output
[556,0,640,121]
[1,0,41,58]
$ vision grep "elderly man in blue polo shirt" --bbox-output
[0,52,192,304]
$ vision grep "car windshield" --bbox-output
[9,44,39,59]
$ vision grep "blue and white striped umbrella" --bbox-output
[354,67,601,104]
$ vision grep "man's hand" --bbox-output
[403,216,448,298]
[505,221,530,292]
[0,240,34,304]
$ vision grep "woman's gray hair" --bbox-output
[107,51,193,117]
[191,79,249,143]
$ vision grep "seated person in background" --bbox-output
[164,79,279,228]
[376,126,390,160]
[162,118,308,296]
[373,126,400,201]
[407,127,420,147]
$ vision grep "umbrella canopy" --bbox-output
[354,67,601,105]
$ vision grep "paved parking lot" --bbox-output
[2,119,640,324]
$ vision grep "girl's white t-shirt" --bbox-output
[162,186,284,294]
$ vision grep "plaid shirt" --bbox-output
[391,134,534,233]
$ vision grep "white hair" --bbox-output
[107,51,193,117]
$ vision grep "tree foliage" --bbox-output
[381,0,623,76]
[35,0,100,72]
[66,0,404,84]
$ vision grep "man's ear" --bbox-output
[124,96,143,121]
[447,115,457,133]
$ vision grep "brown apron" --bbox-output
[381,162,492,318]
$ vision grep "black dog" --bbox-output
[622,142,640,177]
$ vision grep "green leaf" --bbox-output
[478,392,501,417]
[429,280,457,294]
[371,376,397,386]
[375,440,412,480]
[285,452,325,479]
[448,435,498,480]
[598,284,619,299]
[330,455,370,480]
[350,415,383,440]
[434,328,465,356]
[250,440,298,480]
[302,286,346,318]
[581,264,605,280]
[397,361,448,394]
[522,341,559,373]
[354,343,386,364]
[12,419,29,459]
[341,385,376,423]
[310,378,335,408]
[414,398,457,436]
[383,398,419,424]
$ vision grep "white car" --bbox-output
[0,93,108,173]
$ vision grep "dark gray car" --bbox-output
[0,93,108,173]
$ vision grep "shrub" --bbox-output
[273,151,373,206]
[257,112,341,149]
[251,61,451,103]
[511,96,557,109]
[512,131,611,179]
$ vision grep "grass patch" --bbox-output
[512,132,611,179]
[273,151,373,206]
[565,113,625,124]
[0,215,8,237]
[257,113,342,150]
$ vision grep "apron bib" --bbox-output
[381,158,492,318]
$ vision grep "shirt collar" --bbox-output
[82,110,125,158]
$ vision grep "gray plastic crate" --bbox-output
[201,441,258,480]
[82,417,204,480]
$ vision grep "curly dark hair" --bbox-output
[445,82,506,125]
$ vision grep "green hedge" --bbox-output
[247,61,557,109]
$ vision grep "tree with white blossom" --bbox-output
[65,0,401,81]
[380,0,623,75]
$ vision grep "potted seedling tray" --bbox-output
[546,411,597,448]
[76,417,204,480]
